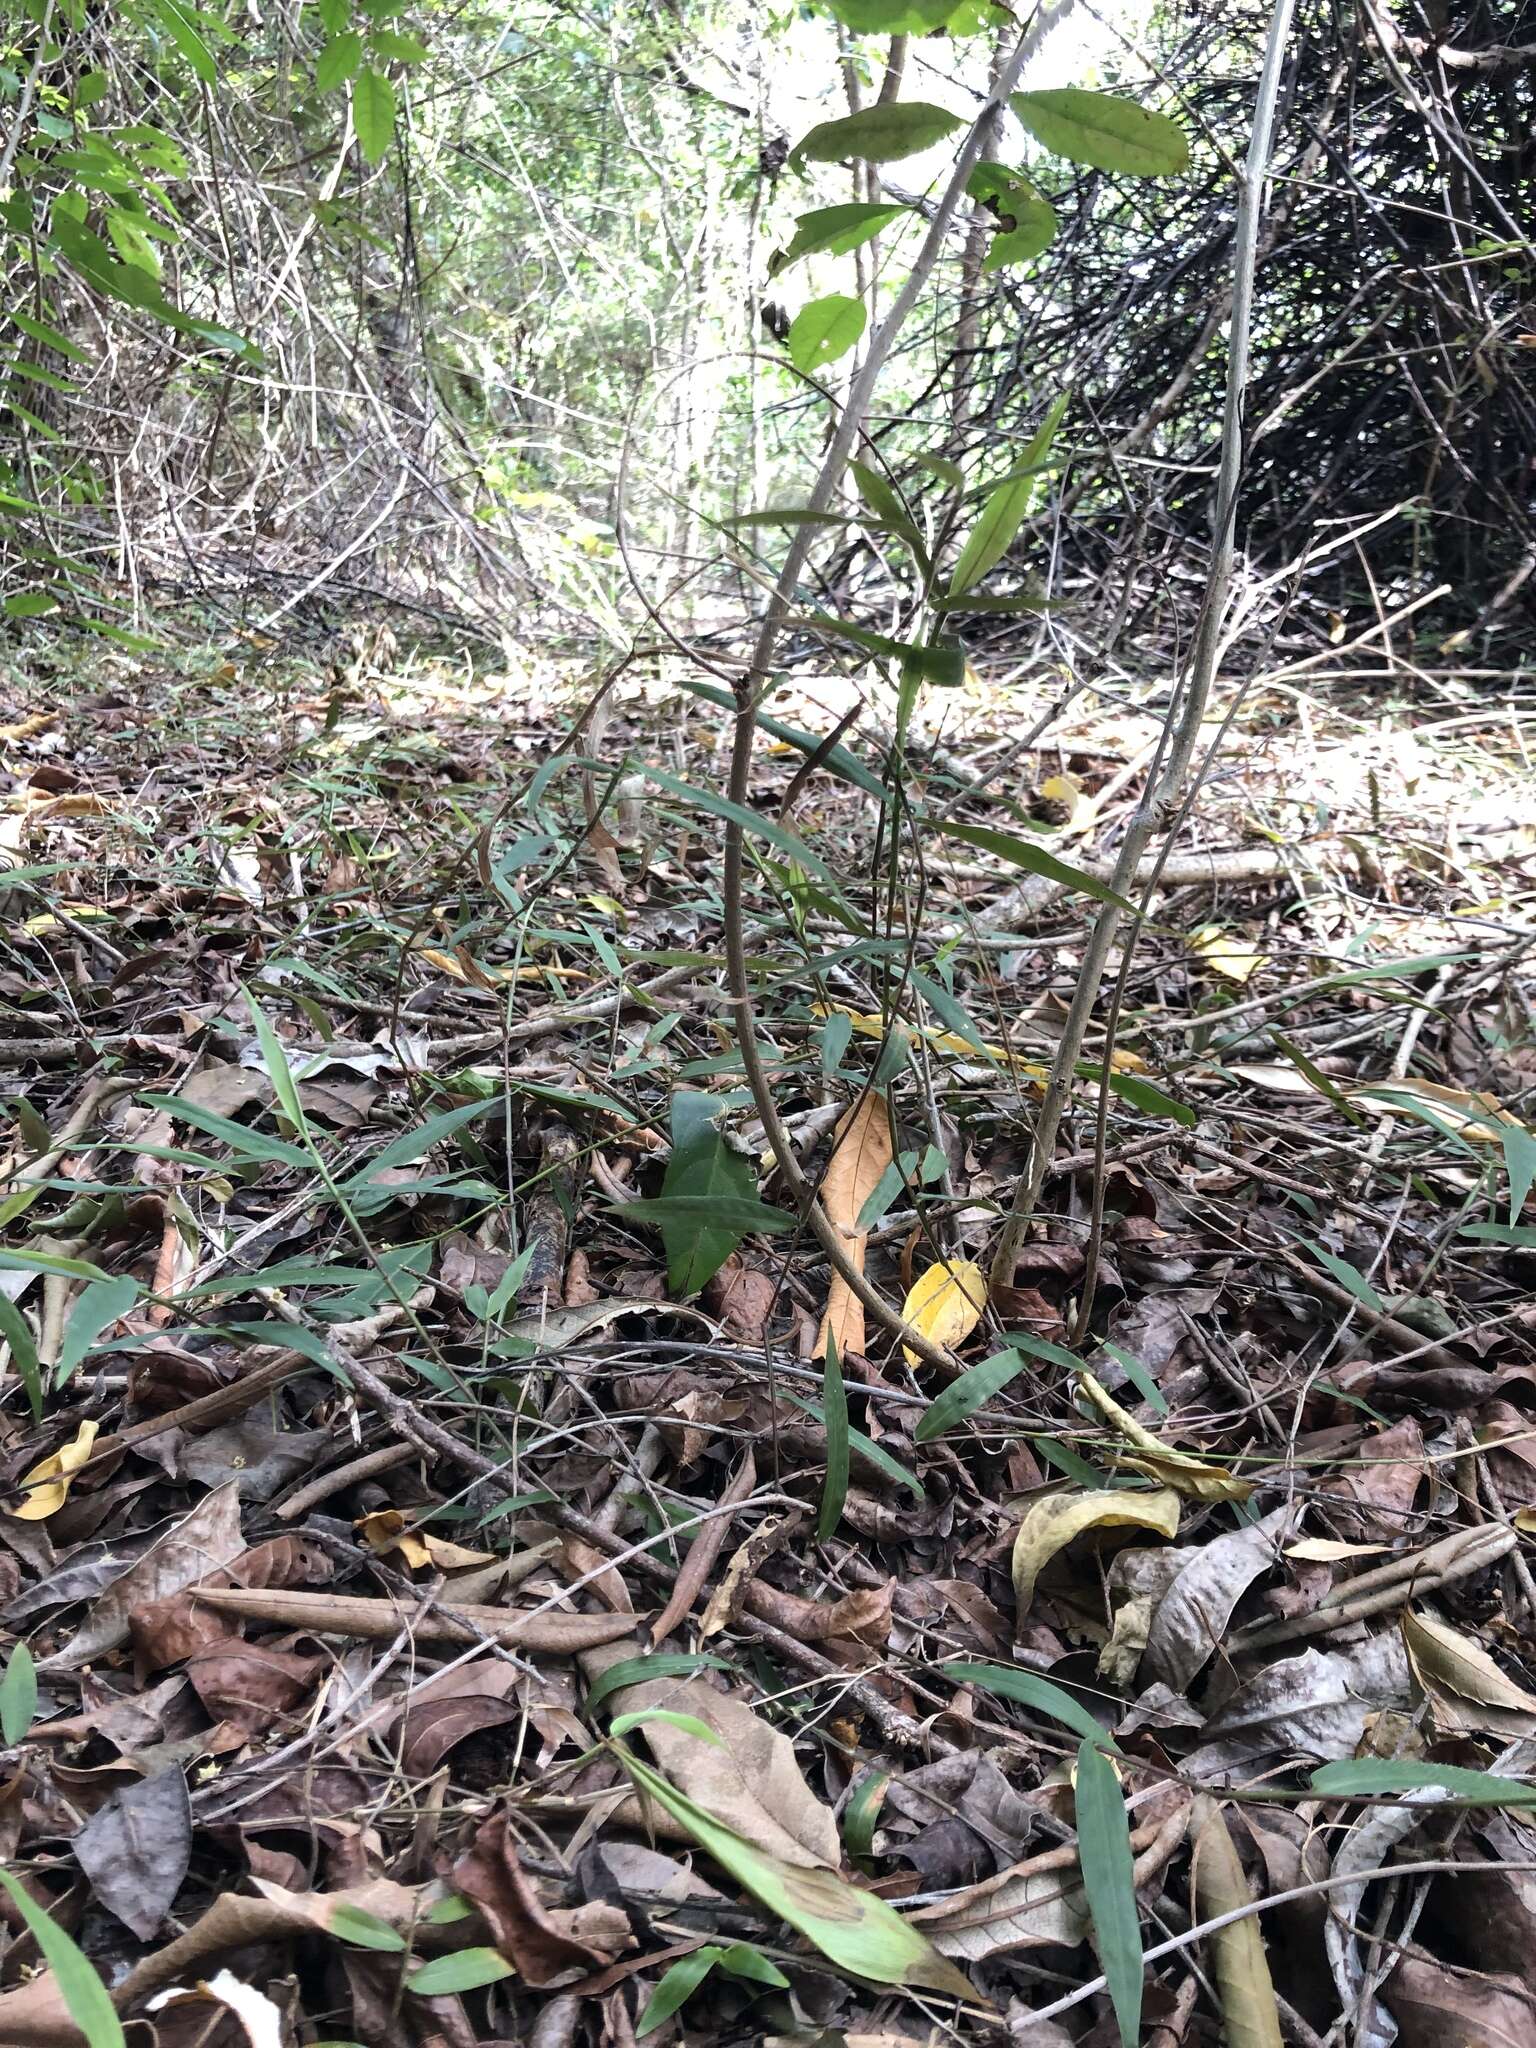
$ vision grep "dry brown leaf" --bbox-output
[454,1808,631,1985]
[1192,1798,1284,2048]
[1402,1607,1536,1737]
[50,1481,246,1667]
[607,1672,840,1869]
[1384,1954,1536,2048]
[815,1090,894,1361]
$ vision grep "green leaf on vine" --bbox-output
[771,202,909,275]
[790,102,961,170]
[317,31,364,89]
[787,294,866,374]
[352,67,396,162]
[968,163,1057,268]
[1011,89,1189,177]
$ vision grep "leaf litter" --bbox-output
[0,652,1533,2047]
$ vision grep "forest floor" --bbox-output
[1,635,1535,2048]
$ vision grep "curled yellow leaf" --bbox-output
[1012,1486,1181,1613]
[10,1418,98,1521]
[1076,1371,1253,1503]
[901,1259,987,1369]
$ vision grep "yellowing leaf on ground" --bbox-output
[1402,1607,1536,1736]
[10,1418,98,1520]
[612,1741,977,2000]
[1190,924,1266,985]
[1192,1799,1284,2048]
[1013,1486,1181,1613]
[1285,1538,1390,1563]
[809,1002,1047,1082]
[1348,1077,1522,1145]
[1076,1372,1253,1502]
[356,1508,496,1572]
[902,1259,988,1369]
[415,946,586,988]
[816,1091,894,1362]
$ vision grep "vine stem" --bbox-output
[721,1,1079,1372]
[989,0,1300,1287]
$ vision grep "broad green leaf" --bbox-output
[721,507,866,530]
[637,1938,788,2033]
[1075,1737,1142,2048]
[820,0,963,29]
[791,102,962,170]
[772,202,909,272]
[352,67,396,162]
[939,1661,1112,1748]
[610,1745,975,1997]
[948,394,1068,594]
[793,612,963,685]
[916,1346,1027,1442]
[0,1867,125,2046]
[1310,1759,1536,1806]
[345,1098,497,1180]
[405,1948,514,1996]
[967,162,1056,267]
[0,1643,37,1744]
[649,1092,784,1295]
[717,1941,790,1988]
[0,1295,44,1422]
[935,818,1134,911]
[369,28,429,60]
[817,1336,849,1540]
[1504,1123,1536,1226]
[585,1652,733,1718]
[1011,89,1189,176]
[329,1904,407,1951]
[316,30,364,88]
[788,294,866,374]
[54,1275,140,1387]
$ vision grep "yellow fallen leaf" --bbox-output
[1284,1538,1390,1563]
[1402,1607,1536,1736]
[1516,1507,1536,1536]
[415,947,585,987]
[1190,925,1266,985]
[901,1259,987,1369]
[1075,1371,1254,1502]
[816,1091,894,1363]
[1348,1076,1523,1145]
[11,1418,98,1520]
[810,1002,1048,1083]
[356,1508,432,1569]
[1012,1486,1181,1612]
[0,713,57,743]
